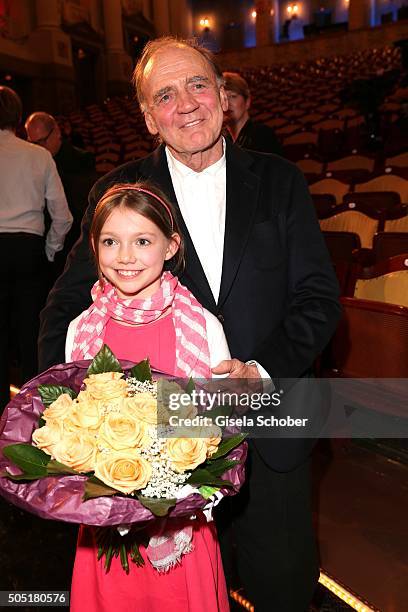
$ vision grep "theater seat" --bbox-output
[373,232,408,261]
[319,208,380,249]
[296,159,324,183]
[325,155,375,184]
[310,178,350,204]
[353,255,408,307]
[384,215,408,233]
[343,191,402,216]
[355,174,408,204]
[327,296,408,380]
[322,297,408,421]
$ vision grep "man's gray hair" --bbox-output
[132,36,224,112]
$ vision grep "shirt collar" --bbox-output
[166,137,226,179]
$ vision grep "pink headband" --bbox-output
[101,185,174,230]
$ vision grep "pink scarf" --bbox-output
[71,271,211,378]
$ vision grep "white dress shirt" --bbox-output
[166,145,226,302]
[0,129,73,261]
[166,144,271,382]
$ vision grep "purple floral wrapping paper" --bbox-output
[0,361,247,526]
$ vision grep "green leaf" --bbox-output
[136,494,177,517]
[130,541,144,566]
[104,544,114,572]
[47,460,78,475]
[2,443,50,476]
[204,458,240,477]
[185,377,195,395]
[83,476,118,501]
[209,433,247,461]
[198,485,220,499]
[38,385,77,408]
[205,404,232,421]
[129,358,152,382]
[186,468,232,488]
[38,417,46,428]
[120,543,129,574]
[95,527,146,574]
[87,344,123,375]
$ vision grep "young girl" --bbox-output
[65,183,231,612]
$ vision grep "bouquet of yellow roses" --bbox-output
[0,346,246,572]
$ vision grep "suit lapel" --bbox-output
[218,142,261,307]
[140,147,216,310]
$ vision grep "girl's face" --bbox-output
[97,207,180,300]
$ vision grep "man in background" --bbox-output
[223,71,283,156]
[0,88,72,408]
[25,112,96,278]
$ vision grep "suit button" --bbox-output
[217,314,225,324]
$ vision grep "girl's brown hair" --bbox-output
[90,182,185,282]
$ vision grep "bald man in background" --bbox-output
[25,113,97,279]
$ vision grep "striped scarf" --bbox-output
[71,271,211,378]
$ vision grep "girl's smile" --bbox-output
[98,206,179,299]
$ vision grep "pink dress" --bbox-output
[70,316,229,612]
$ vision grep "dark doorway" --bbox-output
[0,72,32,118]
[72,44,99,108]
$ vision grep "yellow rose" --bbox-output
[42,393,74,422]
[178,423,221,457]
[32,420,63,455]
[166,437,208,473]
[177,402,198,421]
[51,431,96,472]
[200,424,222,457]
[157,381,195,422]
[62,415,84,435]
[94,450,152,494]
[98,409,150,451]
[83,372,128,401]
[69,398,104,430]
[123,394,159,424]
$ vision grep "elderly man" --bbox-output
[39,38,340,611]
[223,71,283,156]
[25,112,97,279]
[0,87,72,408]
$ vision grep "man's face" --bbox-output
[224,90,250,126]
[26,123,62,156]
[142,46,228,159]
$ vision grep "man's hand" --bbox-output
[212,359,261,379]
[211,359,262,414]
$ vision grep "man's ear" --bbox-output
[165,233,181,261]
[246,96,251,111]
[220,86,229,112]
[144,111,159,136]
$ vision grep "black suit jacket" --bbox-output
[39,141,340,469]
[235,118,284,157]
[53,140,98,261]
